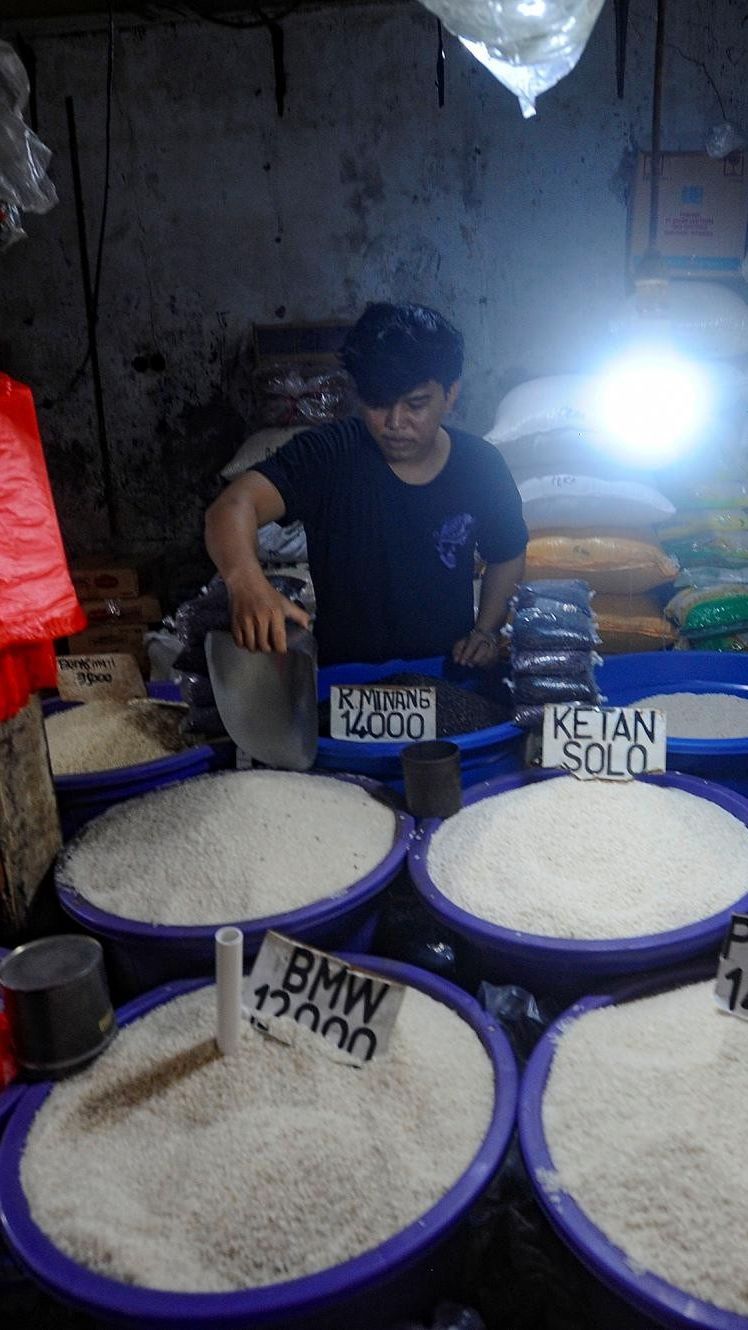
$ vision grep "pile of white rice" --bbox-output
[541,981,748,1316]
[634,690,748,739]
[45,701,186,775]
[61,771,398,925]
[426,777,748,938]
[21,982,494,1292]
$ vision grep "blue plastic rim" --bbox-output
[56,769,414,948]
[409,768,748,980]
[315,655,523,783]
[0,958,518,1329]
[518,962,748,1330]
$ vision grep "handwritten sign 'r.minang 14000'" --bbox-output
[542,704,667,780]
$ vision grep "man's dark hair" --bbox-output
[340,303,464,406]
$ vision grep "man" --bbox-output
[205,303,527,667]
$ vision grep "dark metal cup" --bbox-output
[401,740,463,820]
[0,935,117,1079]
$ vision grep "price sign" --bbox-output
[57,653,146,703]
[542,703,666,780]
[330,684,436,743]
[243,931,405,1064]
[715,915,748,1020]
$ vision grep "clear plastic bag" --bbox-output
[252,363,353,428]
[706,122,747,159]
[511,702,547,730]
[478,983,550,1066]
[0,41,58,221]
[390,1302,485,1330]
[508,674,601,706]
[506,605,601,652]
[514,579,593,611]
[511,648,602,676]
[421,0,605,117]
[177,672,215,709]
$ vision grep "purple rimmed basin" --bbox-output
[43,685,233,840]
[0,951,26,1286]
[0,956,518,1330]
[409,768,748,1001]
[519,961,746,1330]
[56,772,414,997]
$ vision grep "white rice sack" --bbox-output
[519,475,675,531]
[486,376,599,446]
[21,982,494,1292]
[611,282,748,361]
[219,426,306,481]
[427,777,748,938]
[542,980,748,1316]
[633,690,748,739]
[60,771,397,925]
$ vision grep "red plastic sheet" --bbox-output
[0,373,85,722]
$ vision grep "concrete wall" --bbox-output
[1,0,746,593]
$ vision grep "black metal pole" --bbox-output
[648,0,668,251]
[65,95,119,543]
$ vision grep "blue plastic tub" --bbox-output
[56,772,415,997]
[600,652,748,795]
[409,768,748,1001]
[519,961,746,1330]
[316,656,524,790]
[43,684,233,838]
[0,958,518,1330]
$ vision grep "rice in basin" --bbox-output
[21,982,494,1292]
[427,777,748,939]
[60,771,397,926]
[45,700,186,775]
[541,981,748,1316]
[633,690,748,740]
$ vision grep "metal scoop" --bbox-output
[206,625,318,771]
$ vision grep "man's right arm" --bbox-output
[205,471,310,654]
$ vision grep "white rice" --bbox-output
[61,771,398,925]
[426,777,748,938]
[21,982,494,1292]
[541,981,748,1316]
[633,690,748,739]
[45,700,186,775]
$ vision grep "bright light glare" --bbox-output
[592,354,712,466]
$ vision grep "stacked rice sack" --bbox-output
[504,579,602,730]
[487,377,677,654]
[619,281,748,652]
[658,489,748,651]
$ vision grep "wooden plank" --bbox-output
[0,695,61,938]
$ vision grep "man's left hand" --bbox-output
[452,627,501,669]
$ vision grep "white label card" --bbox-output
[57,653,146,703]
[541,704,667,780]
[715,915,748,1020]
[243,931,405,1063]
[330,684,436,744]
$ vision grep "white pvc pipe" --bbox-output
[215,926,243,1055]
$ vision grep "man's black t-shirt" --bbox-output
[252,417,527,665]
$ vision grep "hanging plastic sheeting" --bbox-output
[419,0,606,118]
[0,374,86,722]
[0,40,58,250]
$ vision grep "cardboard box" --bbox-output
[70,555,148,600]
[64,624,149,672]
[80,594,162,626]
[630,151,748,278]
